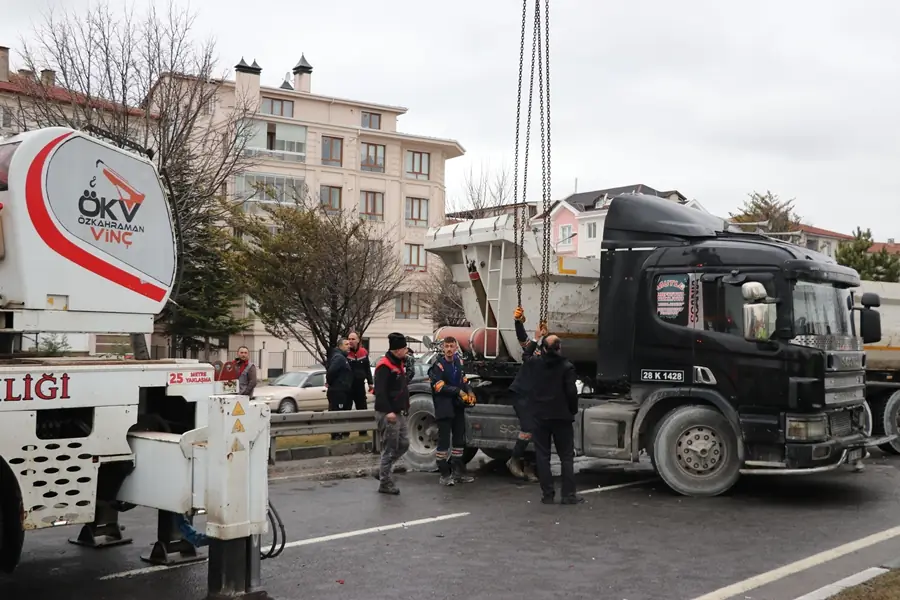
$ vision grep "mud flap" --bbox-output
[0,459,24,573]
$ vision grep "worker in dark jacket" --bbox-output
[530,334,584,505]
[346,332,374,435]
[506,307,547,482]
[326,339,353,439]
[373,332,411,495]
[429,336,477,486]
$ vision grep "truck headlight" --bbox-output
[785,416,828,441]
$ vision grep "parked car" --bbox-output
[254,368,377,415]
[253,369,329,414]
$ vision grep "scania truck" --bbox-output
[405,193,893,497]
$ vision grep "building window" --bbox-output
[361,111,381,130]
[360,143,386,173]
[405,197,429,227]
[246,120,306,162]
[360,191,384,221]
[321,136,343,167]
[0,106,12,128]
[395,292,419,319]
[586,222,597,239]
[404,243,427,272]
[260,97,294,118]
[235,173,305,214]
[559,224,573,245]
[405,151,430,180]
[320,185,342,211]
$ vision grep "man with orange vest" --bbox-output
[373,332,412,494]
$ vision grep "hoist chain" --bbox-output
[512,0,528,308]
[511,0,552,327]
[536,0,552,327]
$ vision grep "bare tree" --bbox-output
[445,164,514,219]
[229,189,411,366]
[419,264,469,328]
[8,1,258,357]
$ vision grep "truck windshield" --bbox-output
[792,280,852,336]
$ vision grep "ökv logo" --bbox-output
[77,160,146,247]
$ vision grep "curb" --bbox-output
[793,565,894,600]
[273,441,374,463]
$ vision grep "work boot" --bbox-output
[506,456,526,479]
[439,475,455,486]
[378,482,400,495]
[452,461,475,484]
[561,496,585,505]
[541,495,555,505]
[523,462,539,483]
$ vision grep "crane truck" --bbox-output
[404,193,894,497]
[0,127,275,598]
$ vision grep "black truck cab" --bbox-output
[582,193,892,494]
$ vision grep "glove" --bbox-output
[463,393,477,407]
[368,386,374,394]
[459,390,468,401]
[514,307,526,322]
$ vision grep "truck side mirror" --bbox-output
[860,308,882,344]
[741,281,768,302]
[861,292,881,308]
[743,303,777,342]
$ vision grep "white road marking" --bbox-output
[690,525,900,600]
[578,478,657,495]
[99,561,201,581]
[282,512,469,549]
[97,512,471,581]
[792,567,888,600]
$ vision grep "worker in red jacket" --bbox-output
[347,332,374,436]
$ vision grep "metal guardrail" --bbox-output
[268,410,379,464]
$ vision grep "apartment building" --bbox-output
[199,56,464,365]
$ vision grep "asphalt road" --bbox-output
[4,452,900,600]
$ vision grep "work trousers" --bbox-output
[436,410,467,477]
[327,388,350,440]
[376,412,409,486]
[512,399,535,459]
[532,417,576,500]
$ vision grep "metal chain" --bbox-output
[534,0,552,327]
[512,0,528,308]
[541,0,553,323]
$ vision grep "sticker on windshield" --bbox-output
[656,275,688,321]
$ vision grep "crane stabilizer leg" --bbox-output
[115,395,273,599]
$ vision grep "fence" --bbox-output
[268,410,379,464]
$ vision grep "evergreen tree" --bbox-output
[836,227,900,282]
[729,191,802,232]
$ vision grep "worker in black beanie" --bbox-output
[373,332,411,494]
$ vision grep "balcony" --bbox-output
[243,146,306,163]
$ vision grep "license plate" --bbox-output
[847,449,863,462]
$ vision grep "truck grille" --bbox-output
[829,411,852,438]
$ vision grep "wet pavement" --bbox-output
[4,452,900,600]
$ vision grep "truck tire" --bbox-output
[403,395,479,471]
[874,391,900,455]
[652,405,741,497]
[0,459,24,573]
[405,394,441,472]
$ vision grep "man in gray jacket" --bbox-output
[235,345,258,397]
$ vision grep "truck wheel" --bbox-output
[652,405,741,497]
[874,391,900,455]
[405,394,440,472]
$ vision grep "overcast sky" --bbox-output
[4,1,900,239]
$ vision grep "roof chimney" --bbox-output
[17,69,34,80]
[0,47,8,83]
[292,54,313,93]
[40,69,55,87]
[279,72,293,90]
[889,238,895,244]
[234,57,261,107]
